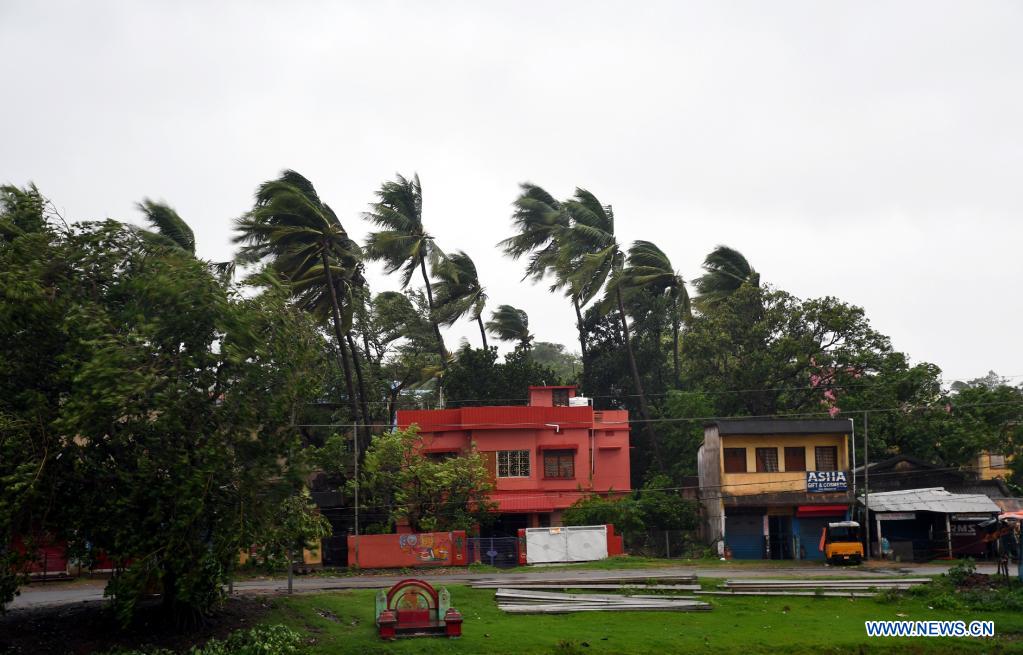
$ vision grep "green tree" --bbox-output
[443,345,561,406]
[253,494,331,594]
[233,170,366,432]
[364,173,449,366]
[1,218,325,622]
[559,189,657,460]
[529,342,581,383]
[432,250,488,348]
[620,240,690,384]
[692,245,759,312]
[135,199,235,280]
[355,427,495,533]
[501,184,590,363]
[485,304,533,350]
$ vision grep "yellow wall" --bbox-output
[720,434,849,496]
[975,450,1013,480]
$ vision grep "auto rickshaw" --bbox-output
[820,520,864,564]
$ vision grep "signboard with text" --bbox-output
[806,470,848,493]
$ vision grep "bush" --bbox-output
[945,558,976,586]
[105,624,304,655]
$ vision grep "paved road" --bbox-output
[8,560,995,611]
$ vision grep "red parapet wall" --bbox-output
[348,531,468,568]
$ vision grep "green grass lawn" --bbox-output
[262,584,1023,654]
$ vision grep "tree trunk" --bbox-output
[573,295,588,393]
[321,252,360,429]
[419,256,448,366]
[616,286,659,463]
[477,314,489,350]
[287,548,294,595]
[346,332,373,442]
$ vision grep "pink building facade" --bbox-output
[397,386,631,535]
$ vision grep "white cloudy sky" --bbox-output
[2,1,1020,383]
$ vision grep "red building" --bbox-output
[397,386,631,535]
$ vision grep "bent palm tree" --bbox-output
[363,173,448,366]
[232,170,365,430]
[500,183,588,360]
[485,305,533,350]
[620,240,690,383]
[560,189,658,460]
[693,245,759,311]
[136,199,235,280]
[432,250,489,349]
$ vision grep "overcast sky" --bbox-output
[2,1,1020,383]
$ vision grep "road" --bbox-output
[8,560,995,611]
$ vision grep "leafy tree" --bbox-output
[135,199,235,280]
[485,304,533,350]
[619,241,690,383]
[360,289,441,423]
[559,189,657,459]
[692,245,759,311]
[529,342,581,383]
[233,170,366,433]
[364,173,449,366]
[252,494,331,594]
[562,477,697,539]
[501,184,590,364]
[431,250,488,348]
[354,427,495,533]
[658,390,716,481]
[1,218,325,622]
[443,345,561,406]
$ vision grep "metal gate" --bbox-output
[797,518,828,560]
[468,537,519,568]
[725,514,764,559]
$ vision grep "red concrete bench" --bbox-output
[375,579,462,640]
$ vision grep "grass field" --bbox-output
[263,583,1023,654]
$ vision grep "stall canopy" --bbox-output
[860,487,1001,514]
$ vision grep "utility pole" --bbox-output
[863,411,871,561]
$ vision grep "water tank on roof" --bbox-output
[569,396,592,407]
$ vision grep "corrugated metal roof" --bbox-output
[860,487,1000,514]
[709,418,851,435]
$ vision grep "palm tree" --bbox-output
[559,189,658,458]
[232,170,365,430]
[136,199,235,280]
[363,173,448,366]
[619,240,690,383]
[500,183,588,360]
[431,250,489,349]
[692,245,759,311]
[485,305,533,350]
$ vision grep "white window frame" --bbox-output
[497,449,530,478]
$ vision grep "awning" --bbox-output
[797,505,847,518]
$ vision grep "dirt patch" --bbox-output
[956,572,997,591]
[0,596,272,655]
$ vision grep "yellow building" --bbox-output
[973,450,1013,480]
[698,419,854,560]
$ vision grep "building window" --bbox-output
[497,450,530,478]
[815,446,838,471]
[543,449,575,479]
[756,447,779,472]
[784,447,806,472]
[723,448,747,473]
[990,453,1007,468]
[552,388,570,407]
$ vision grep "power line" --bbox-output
[293,399,1023,431]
